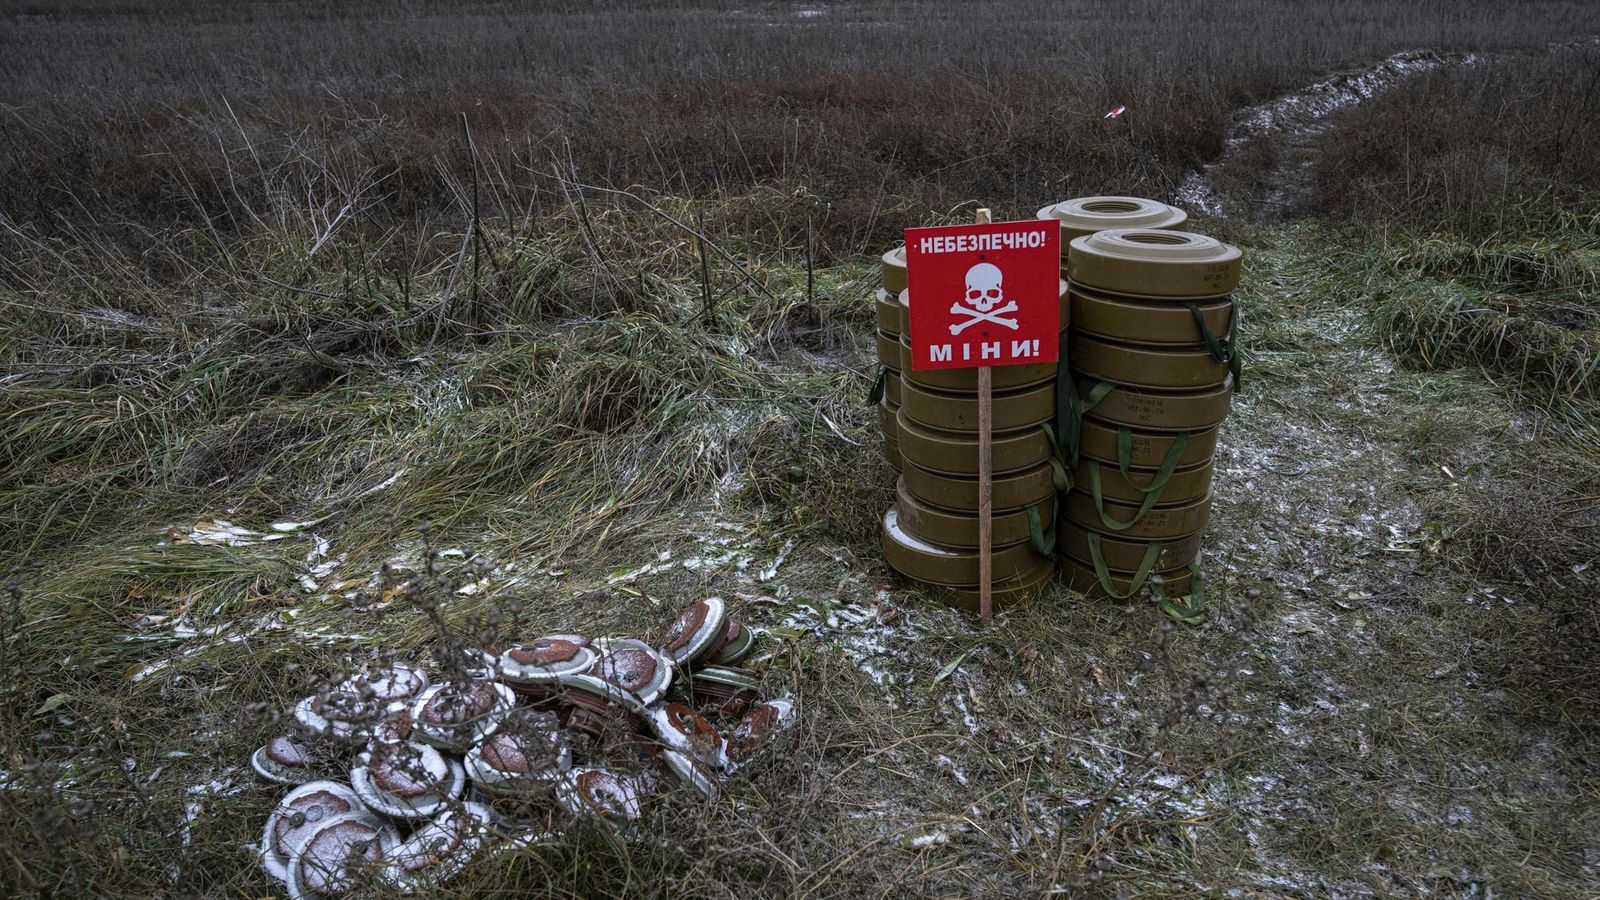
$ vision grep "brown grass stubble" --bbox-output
[0,73,1228,269]
[2,0,1595,267]
[1312,45,1600,234]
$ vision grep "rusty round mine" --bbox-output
[648,702,724,765]
[690,666,761,717]
[663,597,727,665]
[1077,418,1218,469]
[895,406,1050,476]
[711,620,755,666]
[875,329,899,369]
[900,378,1054,433]
[875,288,901,336]
[934,555,1056,615]
[880,506,1049,586]
[1061,557,1195,600]
[508,638,579,667]
[591,648,662,699]
[1074,374,1233,432]
[723,698,797,771]
[251,736,320,786]
[340,665,429,706]
[260,781,368,883]
[1056,528,1203,573]
[409,681,515,753]
[1068,229,1241,299]
[352,741,467,820]
[557,674,636,738]
[1070,457,1215,506]
[1070,332,1229,390]
[1062,489,1214,540]
[897,336,1055,393]
[1037,196,1188,250]
[377,803,494,892]
[882,245,907,295]
[900,459,1054,513]
[895,478,1052,549]
[563,768,643,824]
[1070,284,1233,345]
[285,811,401,898]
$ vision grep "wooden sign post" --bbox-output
[904,210,1060,625]
[974,208,994,622]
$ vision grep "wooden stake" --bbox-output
[975,207,993,625]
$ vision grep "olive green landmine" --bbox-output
[1070,285,1232,346]
[1069,332,1230,390]
[875,329,899,369]
[894,479,1052,549]
[1062,489,1213,540]
[895,407,1051,476]
[1036,196,1187,252]
[881,246,907,296]
[880,506,1048,586]
[933,557,1055,615]
[1061,557,1194,599]
[1056,526,1202,573]
[1067,229,1242,299]
[1077,417,1218,468]
[901,459,1054,513]
[878,397,900,470]
[1073,374,1233,432]
[884,369,902,406]
[900,379,1054,433]
[1070,456,1214,505]
[875,289,901,336]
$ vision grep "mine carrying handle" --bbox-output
[1086,532,1161,600]
[1161,566,1207,624]
[1085,433,1186,531]
[1088,534,1208,623]
[1026,503,1057,561]
[1186,296,1244,389]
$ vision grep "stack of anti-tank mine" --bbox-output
[871,197,1242,615]
[1050,201,1240,608]
[874,248,906,470]
[874,247,1064,613]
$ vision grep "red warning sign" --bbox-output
[904,220,1060,370]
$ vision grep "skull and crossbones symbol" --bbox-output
[949,262,1018,334]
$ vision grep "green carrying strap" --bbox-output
[1026,503,1057,561]
[1160,564,1207,624]
[1086,532,1161,600]
[1056,378,1115,471]
[1086,429,1189,531]
[1089,538,1208,621]
[1039,426,1072,492]
[867,367,886,405]
[1185,296,1244,390]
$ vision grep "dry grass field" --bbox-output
[1,2,1597,897]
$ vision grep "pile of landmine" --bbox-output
[253,598,794,897]
[873,197,1240,615]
